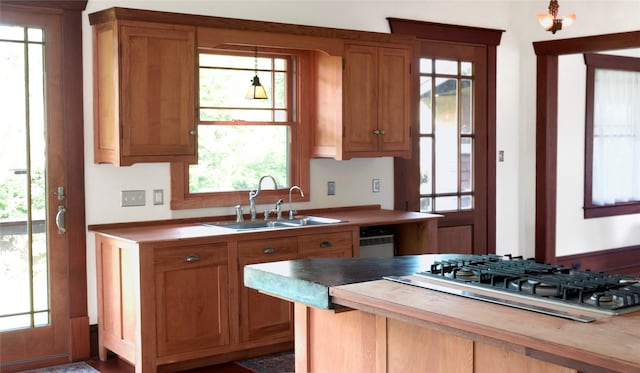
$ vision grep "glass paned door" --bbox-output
[419,58,475,213]
[0,25,49,331]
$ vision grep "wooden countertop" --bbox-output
[88,206,440,244]
[330,279,640,373]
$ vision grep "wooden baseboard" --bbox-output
[556,245,640,276]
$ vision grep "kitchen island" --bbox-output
[244,255,640,373]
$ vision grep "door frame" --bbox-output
[0,1,88,370]
[388,19,502,254]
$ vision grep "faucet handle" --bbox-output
[235,205,244,223]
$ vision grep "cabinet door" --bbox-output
[298,231,353,258]
[343,44,378,153]
[377,46,411,153]
[155,243,230,356]
[238,237,297,343]
[119,23,196,162]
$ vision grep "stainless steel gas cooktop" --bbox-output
[385,254,640,322]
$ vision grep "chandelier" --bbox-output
[537,0,576,34]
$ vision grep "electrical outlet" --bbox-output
[153,189,164,205]
[372,179,380,193]
[121,190,145,207]
[327,181,336,196]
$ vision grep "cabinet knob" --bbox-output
[373,129,380,135]
[263,247,276,254]
[320,241,333,248]
[378,129,385,135]
[189,130,197,136]
[185,254,201,262]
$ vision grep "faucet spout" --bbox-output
[249,175,278,220]
[288,186,305,219]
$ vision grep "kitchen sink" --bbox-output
[202,216,344,231]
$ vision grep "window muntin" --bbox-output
[584,53,640,218]
[419,58,475,213]
[191,50,293,195]
[171,48,307,209]
[0,25,50,330]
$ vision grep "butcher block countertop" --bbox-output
[245,255,640,373]
[88,205,440,244]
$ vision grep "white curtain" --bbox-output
[592,68,640,206]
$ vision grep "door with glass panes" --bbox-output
[396,41,491,255]
[0,6,80,371]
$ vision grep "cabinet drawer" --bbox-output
[155,243,227,270]
[238,237,297,263]
[298,231,352,256]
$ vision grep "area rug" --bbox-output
[235,351,294,373]
[18,362,99,373]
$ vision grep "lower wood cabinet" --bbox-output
[155,244,230,356]
[238,237,298,343]
[95,227,354,372]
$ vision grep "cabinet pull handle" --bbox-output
[320,241,333,248]
[189,130,197,136]
[263,247,276,254]
[185,254,201,262]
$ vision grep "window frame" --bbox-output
[170,46,311,210]
[583,52,640,218]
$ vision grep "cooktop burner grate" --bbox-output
[415,254,640,313]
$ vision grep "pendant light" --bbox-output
[537,0,576,34]
[246,47,268,99]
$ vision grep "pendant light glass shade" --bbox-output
[246,47,268,100]
[537,0,575,34]
[246,74,268,99]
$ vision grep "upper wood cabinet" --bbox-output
[311,43,413,160]
[91,18,197,166]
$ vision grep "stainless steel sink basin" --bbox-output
[202,216,344,231]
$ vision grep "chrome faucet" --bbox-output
[288,186,305,219]
[249,175,278,220]
[264,199,284,220]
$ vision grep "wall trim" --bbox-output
[556,245,640,276]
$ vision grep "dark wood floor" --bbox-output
[86,357,254,373]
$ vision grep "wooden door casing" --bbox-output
[0,2,89,371]
[390,20,502,256]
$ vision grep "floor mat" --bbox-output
[18,362,99,373]
[235,351,294,373]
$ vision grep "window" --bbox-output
[419,58,475,213]
[584,53,640,218]
[171,48,310,209]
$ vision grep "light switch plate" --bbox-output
[153,189,164,205]
[122,190,145,207]
[372,179,380,193]
[327,181,336,196]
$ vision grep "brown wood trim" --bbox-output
[582,53,640,219]
[387,18,504,46]
[533,31,640,56]
[61,5,89,361]
[88,7,415,45]
[534,34,640,264]
[534,54,558,264]
[2,0,87,11]
[486,44,498,253]
[555,245,640,276]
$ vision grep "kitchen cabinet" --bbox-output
[238,237,298,343]
[91,18,197,166]
[312,43,413,160]
[238,230,354,344]
[95,236,233,373]
[154,244,230,356]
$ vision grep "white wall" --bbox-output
[82,0,640,323]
